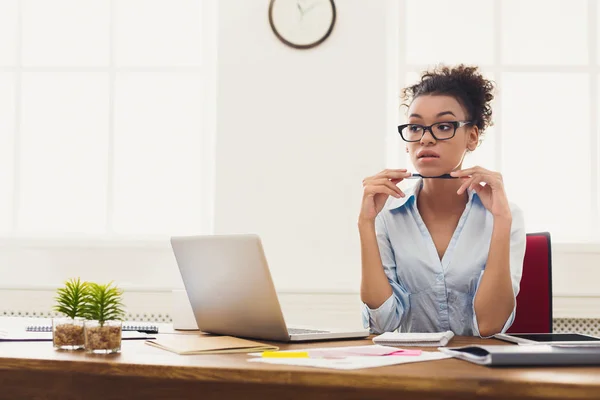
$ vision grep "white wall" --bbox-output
[213,0,389,291]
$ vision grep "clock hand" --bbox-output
[302,0,323,15]
[296,0,304,16]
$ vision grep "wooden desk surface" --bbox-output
[1,332,600,400]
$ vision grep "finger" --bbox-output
[473,183,492,198]
[366,184,404,198]
[468,176,485,191]
[364,172,411,186]
[370,183,405,198]
[368,178,404,195]
[469,173,503,190]
[457,176,475,195]
[472,182,488,194]
[376,168,407,176]
[374,184,405,198]
[451,166,491,178]
[375,169,411,180]
[451,169,470,178]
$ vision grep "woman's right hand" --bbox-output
[359,169,412,223]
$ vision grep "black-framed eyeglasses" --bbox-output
[397,121,474,142]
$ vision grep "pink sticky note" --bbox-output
[388,349,422,356]
[308,345,420,358]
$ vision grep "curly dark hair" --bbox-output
[401,64,495,134]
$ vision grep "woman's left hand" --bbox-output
[450,166,512,220]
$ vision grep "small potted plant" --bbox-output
[83,282,126,354]
[53,278,88,350]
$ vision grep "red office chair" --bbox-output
[506,232,553,334]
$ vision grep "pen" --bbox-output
[261,351,310,358]
[406,173,457,179]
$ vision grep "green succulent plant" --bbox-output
[53,278,89,319]
[83,282,125,326]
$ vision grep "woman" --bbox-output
[359,65,525,337]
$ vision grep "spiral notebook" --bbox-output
[26,323,159,334]
[372,331,455,347]
[2,329,154,342]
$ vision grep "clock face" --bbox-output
[269,0,336,49]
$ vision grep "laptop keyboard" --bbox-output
[288,327,330,335]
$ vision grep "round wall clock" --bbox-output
[269,0,337,50]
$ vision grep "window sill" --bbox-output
[0,236,173,249]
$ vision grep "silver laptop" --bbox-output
[170,234,370,342]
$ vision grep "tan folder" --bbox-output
[146,334,278,355]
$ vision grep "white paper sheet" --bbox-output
[248,344,416,358]
[248,351,451,370]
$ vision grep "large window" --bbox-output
[394,0,597,243]
[0,0,211,238]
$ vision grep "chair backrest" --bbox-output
[506,232,553,334]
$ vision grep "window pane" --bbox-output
[501,73,591,241]
[502,0,587,65]
[19,72,109,233]
[0,0,18,66]
[22,0,110,67]
[405,0,494,65]
[115,0,202,67]
[597,3,600,65]
[0,72,15,234]
[113,72,203,234]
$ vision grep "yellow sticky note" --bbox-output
[261,351,309,358]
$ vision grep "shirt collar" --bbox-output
[385,178,477,211]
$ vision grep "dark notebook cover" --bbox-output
[439,344,600,367]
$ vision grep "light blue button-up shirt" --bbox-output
[362,179,526,337]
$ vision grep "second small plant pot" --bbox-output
[84,320,122,354]
[53,317,85,350]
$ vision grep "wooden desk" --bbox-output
[1,334,600,400]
